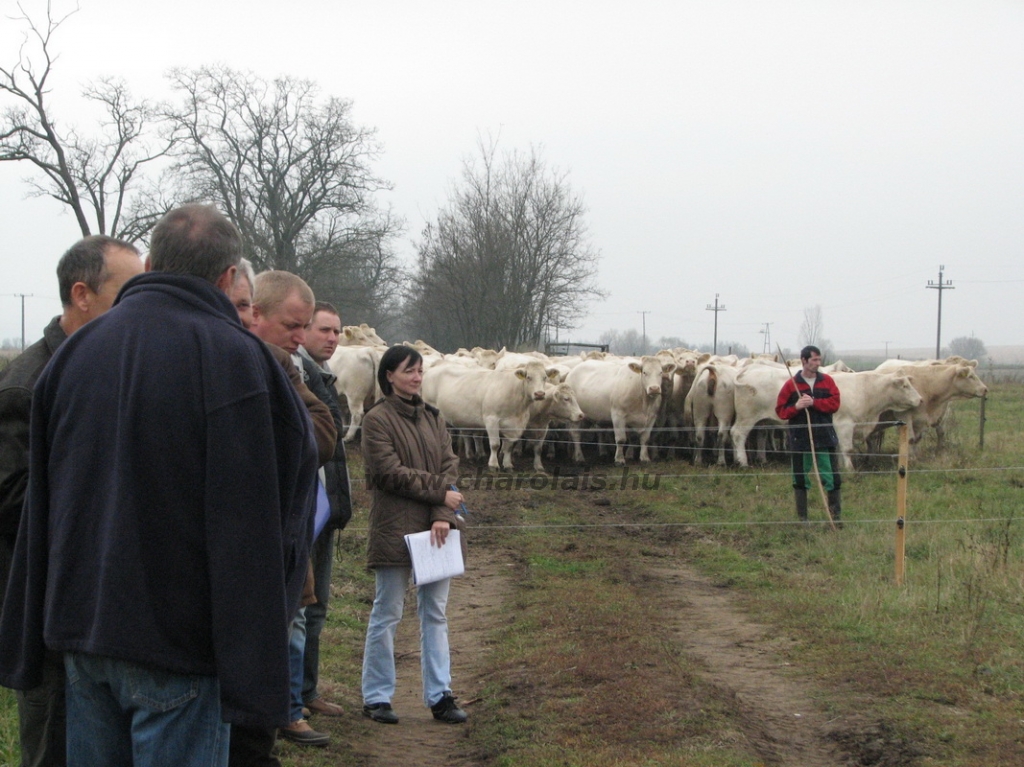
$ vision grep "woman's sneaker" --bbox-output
[362,702,399,724]
[430,693,468,724]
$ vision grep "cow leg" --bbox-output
[569,423,586,464]
[716,422,731,466]
[638,427,654,463]
[834,420,855,472]
[730,422,750,467]
[484,418,502,470]
[532,427,549,473]
[500,437,518,471]
[755,427,771,464]
[344,399,364,442]
[612,417,628,465]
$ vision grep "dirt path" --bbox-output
[649,563,848,766]
[344,542,859,766]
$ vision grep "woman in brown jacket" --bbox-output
[360,345,468,725]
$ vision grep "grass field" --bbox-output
[1,383,1020,766]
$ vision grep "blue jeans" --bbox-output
[288,608,306,721]
[302,529,333,704]
[64,652,228,767]
[362,566,452,708]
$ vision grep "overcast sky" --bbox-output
[2,0,1022,354]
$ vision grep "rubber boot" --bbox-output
[827,488,843,529]
[794,488,808,523]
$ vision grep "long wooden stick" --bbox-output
[779,346,835,530]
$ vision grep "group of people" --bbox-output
[0,203,467,767]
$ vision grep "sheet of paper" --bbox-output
[404,529,464,585]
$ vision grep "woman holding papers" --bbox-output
[360,345,469,725]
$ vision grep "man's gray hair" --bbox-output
[236,258,256,296]
[57,235,139,307]
[149,204,242,284]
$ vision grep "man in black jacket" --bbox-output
[0,206,320,767]
[250,271,334,747]
[0,235,142,767]
[299,302,352,718]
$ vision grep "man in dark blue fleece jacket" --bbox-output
[0,204,320,767]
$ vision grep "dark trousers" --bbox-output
[16,651,66,767]
[228,724,280,767]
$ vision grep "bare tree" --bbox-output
[408,140,604,351]
[798,305,835,361]
[159,65,403,317]
[947,335,986,362]
[0,3,170,239]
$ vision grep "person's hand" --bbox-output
[795,393,814,410]
[431,520,451,547]
[444,490,464,511]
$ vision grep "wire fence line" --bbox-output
[341,517,1021,533]
[344,463,1024,486]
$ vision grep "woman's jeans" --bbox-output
[361,566,452,708]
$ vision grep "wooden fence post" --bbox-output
[979,395,987,451]
[895,422,909,586]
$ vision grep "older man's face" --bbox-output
[305,310,341,363]
[251,290,313,354]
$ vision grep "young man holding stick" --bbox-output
[775,345,842,526]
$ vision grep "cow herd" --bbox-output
[326,325,989,473]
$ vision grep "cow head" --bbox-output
[629,356,665,397]
[516,361,549,400]
[888,375,924,411]
[955,365,988,398]
[550,383,585,422]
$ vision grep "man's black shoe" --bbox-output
[362,702,399,724]
[430,692,468,724]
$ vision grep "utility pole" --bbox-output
[926,266,954,359]
[705,293,726,354]
[637,310,650,355]
[760,322,773,354]
[11,293,33,351]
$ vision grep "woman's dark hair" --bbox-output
[377,345,423,396]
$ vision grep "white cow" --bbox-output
[729,365,792,467]
[566,356,675,465]
[519,382,585,472]
[684,361,741,465]
[450,346,504,369]
[868,362,987,450]
[338,323,386,346]
[327,344,385,442]
[829,371,923,469]
[421,359,556,470]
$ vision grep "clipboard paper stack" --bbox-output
[404,529,465,585]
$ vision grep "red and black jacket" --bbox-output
[775,372,841,451]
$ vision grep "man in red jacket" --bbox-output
[775,345,842,525]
